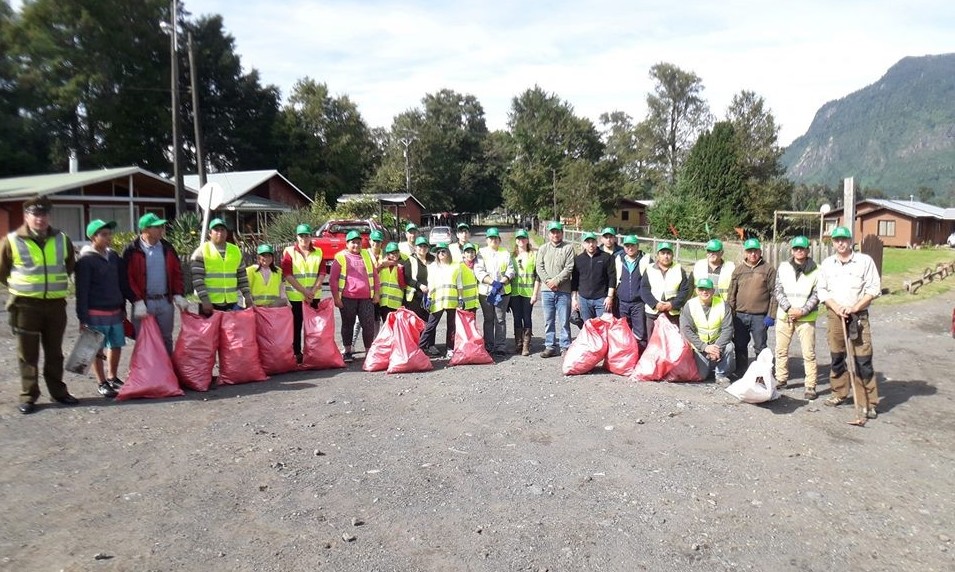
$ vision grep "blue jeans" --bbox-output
[577,296,604,322]
[734,312,768,375]
[542,290,571,350]
[692,341,736,381]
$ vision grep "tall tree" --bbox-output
[639,63,712,187]
[599,110,659,199]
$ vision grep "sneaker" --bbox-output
[97,382,118,398]
[343,352,355,363]
[824,395,847,407]
[445,349,454,359]
[107,377,124,389]
[425,346,441,357]
[864,407,878,419]
[776,380,788,389]
[715,375,731,385]
[804,387,817,400]
[540,347,559,358]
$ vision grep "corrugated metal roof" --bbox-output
[183,170,312,206]
[0,167,185,200]
[338,193,426,209]
[866,199,948,219]
[220,195,295,212]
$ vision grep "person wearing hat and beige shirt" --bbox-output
[535,221,575,357]
[0,195,77,413]
[773,235,820,399]
[727,238,777,376]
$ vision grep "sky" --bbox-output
[14,0,955,146]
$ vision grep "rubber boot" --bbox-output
[514,331,522,354]
[521,328,532,356]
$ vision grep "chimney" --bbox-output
[68,150,78,174]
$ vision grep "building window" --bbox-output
[621,210,630,221]
[877,220,895,237]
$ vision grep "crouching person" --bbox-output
[679,278,735,384]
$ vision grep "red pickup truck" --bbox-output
[311,219,391,275]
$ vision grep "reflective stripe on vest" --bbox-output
[6,231,69,298]
[379,266,404,309]
[693,259,734,298]
[335,249,375,298]
[776,263,819,322]
[645,264,684,316]
[427,262,459,312]
[246,265,282,306]
[458,263,479,310]
[514,251,536,297]
[478,246,512,295]
[284,245,324,302]
[203,242,242,304]
[688,297,725,343]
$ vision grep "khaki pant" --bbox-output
[774,319,818,388]
[825,308,878,406]
[10,297,69,404]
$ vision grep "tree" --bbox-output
[599,111,658,199]
[639,63,712,186]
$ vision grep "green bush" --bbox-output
[167,211,203,255]
[262,202,332,244]
[110,231,138,252]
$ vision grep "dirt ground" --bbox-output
[1,289,953,572]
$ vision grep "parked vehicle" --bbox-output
[947,231,955,248]
[429,226,452,245]
[311,219,391,275]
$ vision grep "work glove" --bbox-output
[173,295,189,311]
[132,300,148,319]
[763,316,775,328]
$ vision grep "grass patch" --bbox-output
[878,247,955,305]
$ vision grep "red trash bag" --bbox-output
[605,317,640,376]
[449,309,494,366]
[173,310,222,392]
[219,309,268,384]
[363,310,397,372]
[117,315,184,400]
[387,307,432,374]
[562,317,610,375]
[631,314,698,382]
[301,298,345,370]
[254,306,298,375]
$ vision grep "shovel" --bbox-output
[842,315,868,427]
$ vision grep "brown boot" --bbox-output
[514,331,522,354]
[521,328,532,356]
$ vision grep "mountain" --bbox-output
[781,53,955,195]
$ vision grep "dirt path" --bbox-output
[1,291,953,571]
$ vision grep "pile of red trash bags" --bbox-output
[363,307,433,373]
[562,313,697,382]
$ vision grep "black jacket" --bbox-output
[571,250,616,299]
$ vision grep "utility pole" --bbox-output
[187,32,206,188]
[164,0,186,216]
[398,136,413,194]
[552,167,558,221]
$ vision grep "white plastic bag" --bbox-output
[725,348,779,403]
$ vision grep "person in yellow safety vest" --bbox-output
[693,239,735,299]
[368,229,385,268]
[639,242,691,341]
[398,223,420,260]
[281,223,324,363]
[246,244,287,307]
[679,278,736,384]
[377,242,406,321]
[402,235,433,321]
[457,242,480,313]
[448,222,471,262]
[509,229,540,356]
[0,195,78,414]
[419,242,460,358]
[475,227,516,356]
[773,235,820,399]
[330,230,380,364]
[190,218,252,316]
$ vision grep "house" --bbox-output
[605,198,652,234]
[822,199,955,247]
[183,170,313,236]
[337,193,426,228]
[0,166,194,238]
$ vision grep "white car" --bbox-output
[429,226,452,245]
[947,231,955,248]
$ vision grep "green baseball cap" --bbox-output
[295,223,312,235]
[486,227,500,238]
[622,235,638,245]
[414,236,429,246]
[582,232,598,241]
[515,229,529,239]
[86,219,116,239]
[546,221,563,231]
[791,235,810,248]
[600,227,616,236]
[831,226,852,239]
[456,223,470,231]
[138,212,167,231]
[705,239,723,252]
[370,230,384,242]
[743,238,761,250]
[657,242,673,252]
[345,230,361,242]
[463,242,476,251]
[695,278,715,289]
[209,218,228,230]
[257,244,275,255]
[432,242,450,252]
[384,242,400,254]
[405,223,419,233]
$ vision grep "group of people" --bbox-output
[0,194,881,420]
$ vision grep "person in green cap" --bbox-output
[281,223,324,362]
[727,237,776,376]
[190,218,253,315]
[75,219,133,398]
[448,222,472,263]
[614,235,650,350]
[246,244,287,307]
[403,235,434,321]
[377,242,406,321]
[330,230,380,363]
[680,278,735,383]
[772,236,820,398]
[693,239,735,299]
[536,221,575,357]
[122,211,187,355]
[600,227,624,258]
[817,226,881,418]
[509,228,540,355]
[399,223,420,260]
[572,231,616,323]
[475,226,516,355]
[419,242,459,358]
[367,229,386,268]
[640,241,691,339]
